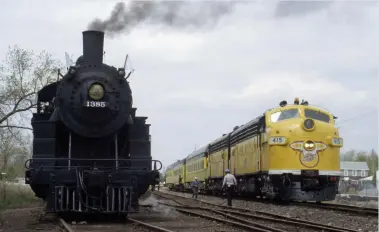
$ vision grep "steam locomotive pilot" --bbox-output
[222,169,237,207]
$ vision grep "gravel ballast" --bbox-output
[159,188,378,232]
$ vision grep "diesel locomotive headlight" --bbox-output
[304,140,315,151]
[303,118,315,131]
[88,83,105,100]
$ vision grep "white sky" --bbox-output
[0,0,377,167]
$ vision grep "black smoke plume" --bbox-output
[88,1,239,36]
[274,1,332,18]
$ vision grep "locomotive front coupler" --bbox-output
[81,168,108,189]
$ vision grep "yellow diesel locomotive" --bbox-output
[165,98,343,201]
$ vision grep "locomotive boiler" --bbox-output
[25,30,161,215]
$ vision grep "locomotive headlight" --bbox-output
[303,118,315,131]
[304,140,315,151]
[88,83,105,100]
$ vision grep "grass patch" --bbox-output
[0,182,41,210]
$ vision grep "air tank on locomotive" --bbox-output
[25,30,161,214]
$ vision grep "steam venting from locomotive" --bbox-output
[87,1,240,36]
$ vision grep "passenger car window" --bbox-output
[304,109,330,123]
[270,109,299,123]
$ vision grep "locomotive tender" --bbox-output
[25,30,161,215]
[166,98,343,202]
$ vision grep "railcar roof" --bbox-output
[209,133,229,145]
[231,114,264,136]
[166,159,185,170]
[186,145,209,160]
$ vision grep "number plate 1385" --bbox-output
[86,101,106,108]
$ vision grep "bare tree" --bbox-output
[0,45,63,130]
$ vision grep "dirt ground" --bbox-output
[0,203,63,232]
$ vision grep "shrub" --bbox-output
[0,181,41,210]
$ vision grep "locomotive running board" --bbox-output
[54,186,132,213]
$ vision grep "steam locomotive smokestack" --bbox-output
[82,30,104,64]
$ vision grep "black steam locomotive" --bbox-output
[25,30,161,215]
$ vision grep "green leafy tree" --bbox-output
[341,150,356,161]
[0,129,31,180]
[368,149,378,186]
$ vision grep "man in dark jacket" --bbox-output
[191,177,200,199]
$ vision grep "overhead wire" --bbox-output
[336,109,377,127]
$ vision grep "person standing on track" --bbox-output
[222,169,237,207]
[191,177,200,199]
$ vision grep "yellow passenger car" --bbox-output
[183,146,208,190]
[165,159,185,191]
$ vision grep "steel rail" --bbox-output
[155,192,357,232]
[161,188,378,216]
[127,217,175,232]
[59,218,74,232]
[175,208,280,232]
[293,201,378,216]
[59,215,175,232]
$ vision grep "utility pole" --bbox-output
[371,149,376,175]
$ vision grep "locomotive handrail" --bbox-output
[25,158,162,171]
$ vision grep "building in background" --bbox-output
[340,161,369,180]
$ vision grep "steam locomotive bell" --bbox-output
[56,31,133,138]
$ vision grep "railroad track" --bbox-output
[165,188,378,216]
[293,201,378,216]
[58,216,176,232]
[154,191,358,232]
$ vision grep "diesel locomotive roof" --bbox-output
[230,114,265,137]
[209,133,229,145]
